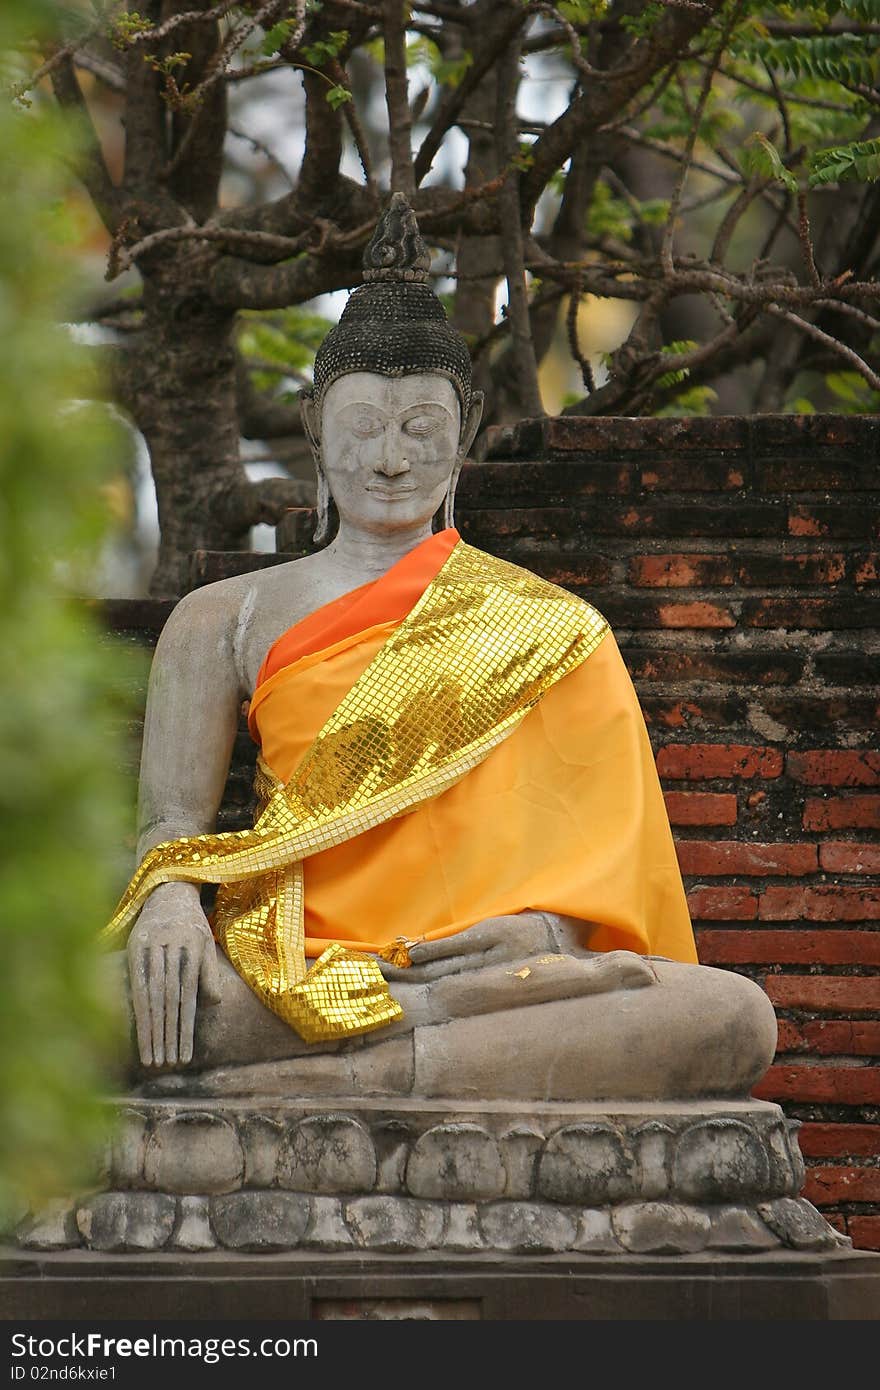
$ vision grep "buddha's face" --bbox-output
[317,372,461,534]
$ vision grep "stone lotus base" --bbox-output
[13,1097,847,1259]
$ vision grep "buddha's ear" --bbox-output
[299,388,321,455]
[460,391,484,457]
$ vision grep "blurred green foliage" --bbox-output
[0,0,139,1221]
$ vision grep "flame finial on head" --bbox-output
[362,191,432,283]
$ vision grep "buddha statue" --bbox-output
[106,194,777,1104]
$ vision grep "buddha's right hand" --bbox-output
[127,882,222,1068]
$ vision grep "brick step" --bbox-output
[646,696,878,735]
[799,1122,880,1156]
[457,503,878,542]
[777,1022,880,1056]
[698,930,880,966]
[688,888,880,922]
[754,1065,880,1104]
[628,551,874,587]
[481,412,880,463]
[765,977,880,1012]
[804,1167,880,1206]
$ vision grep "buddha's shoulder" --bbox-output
[160,555,319,643]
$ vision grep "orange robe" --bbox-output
[248,529,697,965]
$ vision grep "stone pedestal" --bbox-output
[6,1095,880,1318]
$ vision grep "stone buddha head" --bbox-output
[300,194,484,543]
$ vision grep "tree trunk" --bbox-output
[130,265,255,597]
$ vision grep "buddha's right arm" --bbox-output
[128,588,243,1066]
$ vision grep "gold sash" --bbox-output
[104,541,608,1041]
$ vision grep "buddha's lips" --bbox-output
[366,484,417,499]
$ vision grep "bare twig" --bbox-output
[710,176,770,265]
[565,275,595,392]
[614,126,739,184]
[163,0,299,181]
[331,61,378,197]
[659,3,741,273]
[125,3,239,46]
[813,299,880,334]
[109,221,328,278]
[228,126,296,188]
[797,192,821,289]
[766,305,880,391]
[414,4,534,185]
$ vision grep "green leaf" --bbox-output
[325,83,352,109]
[301,29,349,66]
[586,181,634,243]
[809,136,880,185]
[741,132,800,191]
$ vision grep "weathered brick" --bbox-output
[787,751,880,788]
[459,501,787,544]
[761,696,880,733]
[759,886,880,921]
[742,597,880,629]
[629,551,848,588]
[664,793,737,826]
[804,1167,880,1207]
[628,554,733,587]
[696,929,880,966]
[657,744,784,780]
[803,796,880,831]
[655,602,736,629]
[640,460,746,492]
[643,698,747,730]
[814,652,879,686]
[775,1020,880,1055]
[848,1216,880,1251]
[787,504,877,539]
[749,414,879,452]
[753,1065,880,1104]
[459,460,633,507]
[528,555,616,588]
[758,457,880,491]
[820,842,880,874]
[591,596,736,629]
[764,976,880,1012]
[797,1124,880,1158]
[686,887,758,920]
[853,553,879,585]
[482,414,751,459]
[626,650,805,685]
[677,842,817,876]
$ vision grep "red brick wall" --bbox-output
[469,413,879,1249]
[111,412,880,1248]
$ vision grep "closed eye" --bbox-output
[349,415,385,438]
[403,416,443,437]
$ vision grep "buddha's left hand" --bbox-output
[379,911,559,983]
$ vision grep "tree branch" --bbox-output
[384,0,416,196]
[521,0,725,216]
[122,0,169,198]
[236,356,306,439]
[659,3,739,273]
[49,55,121,234]
[765,305,880,392]
[495,35,544,417]
[414,1,531,186]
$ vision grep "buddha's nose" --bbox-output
[374,447,411,477]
